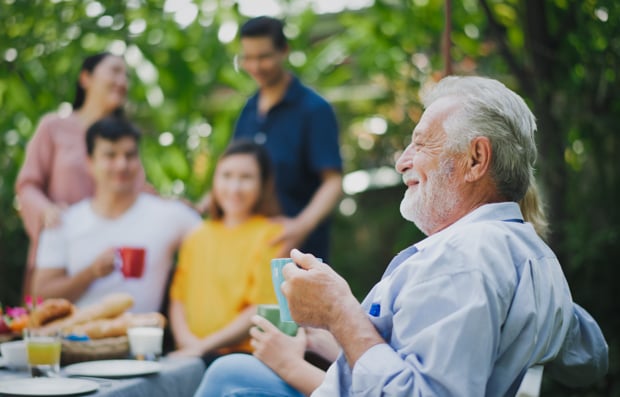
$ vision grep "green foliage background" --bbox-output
[1,1,618,395]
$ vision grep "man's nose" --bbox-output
[115,155,129,169]
[243,62,259,75]
[115,71,128,87]
[395,144,413,174]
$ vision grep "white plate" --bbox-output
[0,378,99,396]
[64,359,162,378]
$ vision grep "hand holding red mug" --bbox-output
[90,248,117,279]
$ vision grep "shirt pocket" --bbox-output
[368,309,394,343]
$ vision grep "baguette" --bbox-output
[41,293,134,333]
[28,298,75,328]
[67,312,166,339]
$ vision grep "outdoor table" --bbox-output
[0,357,205,397]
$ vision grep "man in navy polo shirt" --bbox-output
[233,16,343,260]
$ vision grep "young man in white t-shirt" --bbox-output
[32,116,201,312]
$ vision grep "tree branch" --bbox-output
[443,0,453,76]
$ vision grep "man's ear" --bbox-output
[464,136,492,182]
[280,44,290,60]
[86,154,95,177]
[78,70,91,91]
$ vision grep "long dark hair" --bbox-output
[72,52,124,116]
[209,140,280,220]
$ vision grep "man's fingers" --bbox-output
[282,262,302,280]
[295,326,306,340]
[249,326,263,340]
[251,315,278,333]
[282,249,318,280]
[290,249,318,270]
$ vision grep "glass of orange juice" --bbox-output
[23,329,61,377]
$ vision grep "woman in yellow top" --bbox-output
[168,140,282,363]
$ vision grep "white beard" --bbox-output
[399,157,460,235]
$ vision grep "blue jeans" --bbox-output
[193,354,305,397]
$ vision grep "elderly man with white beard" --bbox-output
[279,76,608,396]
[194,76,608,397]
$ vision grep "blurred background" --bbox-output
[0,0,618,395]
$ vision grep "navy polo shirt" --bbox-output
[233,75,342,260]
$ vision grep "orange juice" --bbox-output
[26,338,61,365]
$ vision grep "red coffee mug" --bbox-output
[117,247,146,278]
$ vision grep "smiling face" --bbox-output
[88,136,140,195]
[81,55,128,113]
[239,36,288,88]
[212,153,263,222]
[395,97,466,235]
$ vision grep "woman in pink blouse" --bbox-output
[15,52,149,297]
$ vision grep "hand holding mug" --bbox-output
[281,249,356,329]
[91,248,117,279]
[271,256,322,324]
[250,315,306,373]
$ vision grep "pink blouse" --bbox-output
[15,112,149,268]
[16,113,95,242]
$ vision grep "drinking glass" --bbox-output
[127,327,163,361]
[24,329,61,377]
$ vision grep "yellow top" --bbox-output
[169,215,282,352]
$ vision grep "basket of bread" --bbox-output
[29,293,165,365]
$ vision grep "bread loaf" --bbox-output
[67,312,166,339]
[28,298,75,328]
[41,293,134,333]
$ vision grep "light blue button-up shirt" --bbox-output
[313,202,608,396]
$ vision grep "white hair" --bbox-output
[421,76,537,202]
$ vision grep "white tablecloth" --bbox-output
[0,357,205,397]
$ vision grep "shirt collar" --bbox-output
[415,202,523,252]
[248,74,303,108]
[282,75,303,104]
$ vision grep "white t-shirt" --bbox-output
[36,194,201,312]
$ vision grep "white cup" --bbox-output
[127,327,163,361]
[1,340,28,370]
